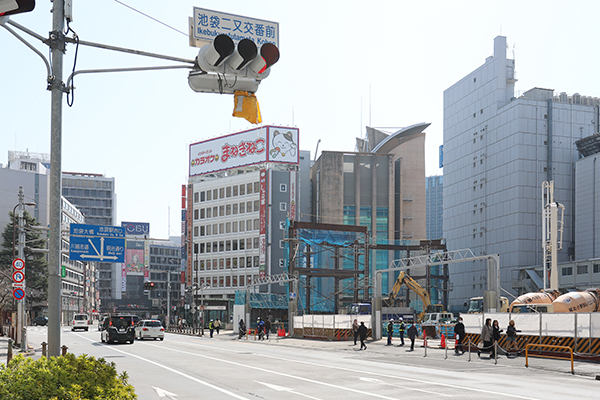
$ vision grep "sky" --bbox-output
[2,0,600,240]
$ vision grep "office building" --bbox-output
[426,175,443,240]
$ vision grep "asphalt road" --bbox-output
[18,326,600,399]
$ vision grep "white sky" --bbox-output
[2,0,600,240]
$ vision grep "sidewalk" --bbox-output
[0,334,42,365]
[210,330,600,379]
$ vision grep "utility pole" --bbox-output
[47,0,66,357]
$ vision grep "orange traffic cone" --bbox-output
[441,333,446,349]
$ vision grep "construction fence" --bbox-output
[292,314,372,341]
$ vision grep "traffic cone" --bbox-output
[441,333,446,349]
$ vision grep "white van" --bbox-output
[72,314,90,331]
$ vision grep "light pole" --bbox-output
[198,284,210,336]
[13,186,36,351]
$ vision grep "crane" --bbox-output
[386,271,443,322]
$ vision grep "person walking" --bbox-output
[352,319,359,345]
[490,319,503,358]
[479,318,492,357]
[357,321,368,350]
[407,323,418,351]
[214,318,221,335]
[454,317,466,354]
[209,319,215,338]
[265,318,272,340]
[238,319,246,339]
[257,317,265,340]
[386,319,394,345]
[397,318,405,346]
[506,320,520,355]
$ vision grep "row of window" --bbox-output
[194,201,259,220]
[562,264,600,276]
[195,275,258,288]
[194,256,260,270]
[194,237,260,253]
[193,182,260,203]
[150,247,180,256]
[194,219,259,237]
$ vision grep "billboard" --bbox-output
[125,241,145,276]
[189,126,299,176]
[121,222,149,237]
[259,169,267,278]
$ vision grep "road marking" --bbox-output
[255,381,323,400]
[359,377,452,397]
[76,335,250,400]
[152,386,177,399]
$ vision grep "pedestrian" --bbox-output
[214,318,221,334]
[490,319,503,358]
[352,319,359,345]
[397,318,405,346]
[257,317,265,340]
[454,317,466,354]
[209,319,215,338]
[265,318,271,340]
[238,319,246,339]
[506,320,520,355]
[407,323,418,351]
[386,319,394,345]
[478,318,492,358]
[357,321,368,350]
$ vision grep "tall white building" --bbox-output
[443,36,600,309]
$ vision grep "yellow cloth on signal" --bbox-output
[233,91,262,124]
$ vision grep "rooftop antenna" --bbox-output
[314,139,321,162]
[168,205,170,238]
[369,83,372,127]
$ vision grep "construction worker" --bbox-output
[397,318,405,346]
[387,319,394,345]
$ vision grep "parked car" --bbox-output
[101,315,136,344]
[33,316,48,326]
[98,316,108,331]
[71,314,89,331]
[135,319,165,341]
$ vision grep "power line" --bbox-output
[113,0,188,37]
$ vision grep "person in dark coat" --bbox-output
[454,317,466,354]
[407,323,418,351]
[490,319,503,358]
[265,318,271,340]
[238,319,246,339]
[386,319,394,345]
[357,321,368,350]
[506,319,520,355]
[352,319,359,345]
[397,318,405,346]
[479,318,492,357]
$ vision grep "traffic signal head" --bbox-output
[189,34,280,95]
[0,0,35,17]
[143,281,156,290]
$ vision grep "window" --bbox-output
[213,224,217,234]
[232,258,238,268]
[279,202,287,211]
[206,191,212,201]
[219,259,224,269]
[279,259,285,268]
[253,256,259,268]
[213,189,218,199]
[206,225,211,235]
[246,256,252,268]
[200,226,205,236]
[212,242,218,252]
[280,183,287,192]
[239,220,245,232]
[193,226,199,237]
[247,201,252,213]
[240,202,245,213]
[213,206,218,217]
[226,258,231,269]
[200,260,205,270]
[233,203,238,214]
[279,240,284,249]
[200,191,206,202]
[247,183,253,194]
[247,220,252,231]
[254,200,259,211]
[254,219,259,230]
[226,204,231,215]
[219,223,224,234]
[194,209,199,220]
[219,188,225,199]
[562,267,573,276]
[253,237,259,249]
[246,238,252,249]
[232,221,238,232]
[219,241,224,252]
[226,240,231,251]
[226,222,231,233]
[232,240,238,251]
[577,265,588,275]
[239,239,245,250]
[240,184,245,196]
[240,257,246,268]
[212,259,217,270]
[254,182,260,193]
[200,208,205,219]
[206,242,211,253]
[279,221,285,230]
[206,208,212,218]
[594,264,600,274]
[226,187,231,197]
[194,192,199,203]
[233,186,238,196]
[219,205,224,216]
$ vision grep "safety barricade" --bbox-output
[525,343,574,375]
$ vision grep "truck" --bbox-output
[467,296,510,313]
[386,271,444,322]
[508,290,561,312]
[508,289,600,313]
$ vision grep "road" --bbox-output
[23,326,600,399]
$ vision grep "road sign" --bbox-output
[69,224,126,262]
[192,7,279,48]
[12,271,24,283]
[12,258,24,270]
[13,288,25,300]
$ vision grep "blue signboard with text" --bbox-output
[69,224,125,262]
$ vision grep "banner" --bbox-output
[259,169,267,278]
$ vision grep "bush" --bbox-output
[0,353,137,399]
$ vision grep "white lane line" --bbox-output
[150,339,541,400]
[76,335,250,400]
[151,344,409,400]
[255,381,324,400]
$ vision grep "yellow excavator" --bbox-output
[386,271,444,322]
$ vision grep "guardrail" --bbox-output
[525,343,574,374]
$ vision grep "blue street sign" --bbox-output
[13,288,25,300]
[69,224,126,262]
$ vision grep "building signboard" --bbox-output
[259,169,267,278]
[189,126,299,176]
[121,222,150,237]
[289,170,297,221]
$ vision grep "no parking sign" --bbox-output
[13,288,25,301]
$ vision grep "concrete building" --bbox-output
[311,125,429,295]
[426,175,443,240]
[443,36,600,309]
[61,172,117,306]
[187,126,308,321]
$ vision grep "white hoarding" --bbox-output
[192,7,279,48]
[189,126,299,176]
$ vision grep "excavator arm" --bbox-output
[387,271,433,321]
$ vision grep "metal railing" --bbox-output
[525,343,574,374]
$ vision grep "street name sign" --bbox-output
[69,224,125,262]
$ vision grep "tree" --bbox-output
[0,210,48,312]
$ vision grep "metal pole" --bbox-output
[166,273,171,330]
[18,187,26,351]
[47,0,65,358]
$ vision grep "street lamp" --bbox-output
[196,284,210,336]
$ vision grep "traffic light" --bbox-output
[143,281,156,290]
[0,0,35,17]
[188,34,279,95]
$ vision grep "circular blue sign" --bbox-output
[13,288,25,300]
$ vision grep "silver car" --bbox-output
[135,320,165,340]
